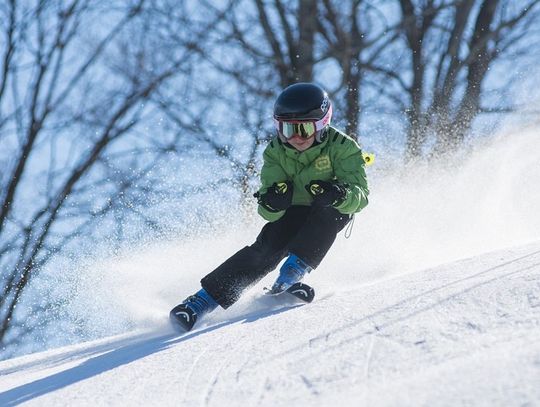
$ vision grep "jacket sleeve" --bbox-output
[333,138,369,214]
[257,140,289,222]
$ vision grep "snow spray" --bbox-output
[33,125,540,351]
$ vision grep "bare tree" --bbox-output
[317,1,364,136]
[317,0,401,137]
[251,0,319,86]
[390,0,540,159]
[201,0,319,103]
[0,0,214,354]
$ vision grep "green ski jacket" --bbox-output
[257,126,369,222]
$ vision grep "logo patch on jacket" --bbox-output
[314,155,332,172]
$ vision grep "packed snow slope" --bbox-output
[1,242,540,406]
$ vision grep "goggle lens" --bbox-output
[279,121,317,139]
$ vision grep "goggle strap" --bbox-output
[315,104,332,131]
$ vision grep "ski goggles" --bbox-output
[274,105,332,139]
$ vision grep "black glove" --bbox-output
[254,181,293,212]
[306,180,347,207]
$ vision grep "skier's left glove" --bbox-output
[254,181,293,212]
[306,180,347,208]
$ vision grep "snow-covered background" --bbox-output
[0,124,539,405]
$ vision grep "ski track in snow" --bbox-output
[1,242,540,406]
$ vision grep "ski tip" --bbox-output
[169,305,197,333]
[287,282,315,303]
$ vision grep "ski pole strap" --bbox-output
[344,214,355,239]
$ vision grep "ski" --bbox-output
[169,304,197,333]
[287,282,315,303]
[264,282,315,303]
[170,282,315,334]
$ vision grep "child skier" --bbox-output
[170,82,369,332]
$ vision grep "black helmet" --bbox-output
[274,82,331,120]
[273,83,332,142]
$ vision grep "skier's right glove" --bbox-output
[254,181,293,213]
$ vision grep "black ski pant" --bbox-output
[201,205,351,309]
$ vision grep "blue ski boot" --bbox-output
[270,253,313,294]
[169,288,218,332]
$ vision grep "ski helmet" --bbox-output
[273,82,332,143]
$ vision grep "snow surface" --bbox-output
[1,128,540,405]
[1,242,539,406]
